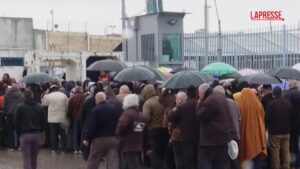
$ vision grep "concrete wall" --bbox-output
[0,17,34,50]
[34,29,46,50]
[137,15,158,63]
[47,31,121,52]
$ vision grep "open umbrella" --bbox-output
[237,68,258,76]
[292,63,300,71]
[239,73,281,85]
[267,67,300,80]
[137,65,166,81]
[170,67,196,74]
[87,59,127,72]
[20,72,52,84]
[162,70,214,89]
[202,62,236,76]
[219,72,242,80]
[114,66,155,82]
[158,66,172,73]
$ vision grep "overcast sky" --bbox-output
[0,0,299,35]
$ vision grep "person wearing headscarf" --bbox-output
[233,81,249,102]
[116,94,147,169]
[236,88,267,168]
[116,85,131,103]
[142,84,169,169]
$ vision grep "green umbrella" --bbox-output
[202,62,237,76]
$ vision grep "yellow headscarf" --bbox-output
[237,88,267,163]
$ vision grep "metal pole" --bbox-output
[204,0,209,66]
[122,0,128,61]
[283,25,287,67]
[217,20,222,61]
[68,22,70,52]
[50,9,54,32]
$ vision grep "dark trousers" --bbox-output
[0,128,5,148]
[182,142,197,169]
[252,154,263,169]
[290,132,300,167]
[197,144,231,169]
[49,123,66,151]
[123,151,142,169]
[87,137,119,169]
[172,141,184,169]
[6,115,18,149]
[73,121,82,151]
[149,128,169,169]
[20,133,42,169]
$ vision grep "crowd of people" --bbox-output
[0,72,300,169]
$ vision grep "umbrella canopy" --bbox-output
[292,63,300,71]
[20,73,52,84]
[114,66,155,82]
[219,72,242,80]
[170,67,196,74]
[239,73,281,85]
[162,70,214,89]
[267,67,300,80]
[202,62,236,76]
[137,65,166,81]
[158,66,172,73]
[87,59,127,72]
[237,68,258,76]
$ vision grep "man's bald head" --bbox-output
[95,92,107,104]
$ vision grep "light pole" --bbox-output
[84,23,88,33]
[68,22,71,52]
[122,0,128,61]
[213,0,222,61]
[50,9,54,32]
[204,0,209,66]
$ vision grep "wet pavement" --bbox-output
[0,149,106,169]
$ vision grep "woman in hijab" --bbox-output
[236,88,267,169]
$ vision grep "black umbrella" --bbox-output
[20,72,52,84]
[87,59,127,72]
[239,73,281,85]
[162,70,214,89]
[267,67,300,80]
[219,72,242,80]
[137,65,166,81]
[114,66,155,82]
[170,67,196,74]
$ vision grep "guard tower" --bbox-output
[124,0,185,68]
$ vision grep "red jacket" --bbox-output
[68,93,85,121]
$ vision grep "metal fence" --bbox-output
[183,25,300,72]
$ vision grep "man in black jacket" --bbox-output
[196,83,233,169]
[284,80,300,168]
[83,92,121,169]
[266,86,292,169]
[15,89,45,169]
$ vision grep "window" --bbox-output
[141,34,155,62]
[162,34,182,62]
[0,57,24,66]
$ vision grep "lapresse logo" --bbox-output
[250,11,285,21]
